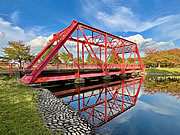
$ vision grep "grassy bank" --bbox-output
[0,76,54,135]
[145,68,180,75]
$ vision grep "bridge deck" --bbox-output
[28,69,142,83]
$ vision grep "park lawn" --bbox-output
[145,68,180,74]
[0,76,59,135]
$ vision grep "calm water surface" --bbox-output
[48,76,180,135]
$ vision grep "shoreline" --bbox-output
[145,72,180,76]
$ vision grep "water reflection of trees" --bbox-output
[143,78,180,99]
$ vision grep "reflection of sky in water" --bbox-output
[97,86,180,135]
[56,79,180,135]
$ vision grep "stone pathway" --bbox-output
[37,89,93,135]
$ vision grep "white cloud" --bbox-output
[115,113,133,124]
[10,11,19,24]
[81,0,174,33]
[150,14,180,42]
[0,13,9,17]
[27,33,174,55]
[27,35,80,54]
[0,17,36,48]
[113,100,173,124]
[125,34,174,51]
[27,35,53,54]
[97,7,173,32]
[0,16,50,56]
[136,100,173,115]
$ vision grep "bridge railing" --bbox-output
[0,62,20,75]
[23,63,143,70]
[0,62,145,75]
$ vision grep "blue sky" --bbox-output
[0,0,179,55]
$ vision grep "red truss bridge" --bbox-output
[21,20,145,84]
[53,77,145,128]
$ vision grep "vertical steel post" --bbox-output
[134,51,136,72]
[105,87,107,122]
[100,47,101,63]
[105,33,108,73]
[134,77,143,104]
[57,50,59,70]
[82,43,84,70]
[77,28,80,77]
[122,41,125,73]
[10,63,13,75]
[122,81,124,111]
[11,63,13,75]
[135,43,144,71]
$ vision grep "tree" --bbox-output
[1,41,34,68]
[40,45,61,64]
[128,58,136,64]
[142,48,180,68]
[144,48,157,56]
[86,54,91,63]
[74,57,82,63]
[107,52,122,64]
[86,54,104,64]
[142,48,159,67]
[59,52,73,63]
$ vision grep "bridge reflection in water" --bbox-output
[52,77,145,128]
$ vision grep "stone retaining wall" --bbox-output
[37,89,93,135]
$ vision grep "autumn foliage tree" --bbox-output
[1,41,34,68]
[142,48,180,67]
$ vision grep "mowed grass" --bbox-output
[145,68,180,74]
[0,76,55,135]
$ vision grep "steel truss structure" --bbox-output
[21,20,145,83]
[53,77,145,128]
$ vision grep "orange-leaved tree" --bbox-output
[142,48,180,67]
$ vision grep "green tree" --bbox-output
[40,45,61,64]
[74,57,82,63]
[126,58,136,64]
[86,54,91,63]
[59,52,73,63]
[86,54,104,64]
[107,52,122,64]
[1,41,34,68]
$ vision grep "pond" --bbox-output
[47,76,180,135]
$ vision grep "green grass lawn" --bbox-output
[0,76,59,135]
[145,68,180,74]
